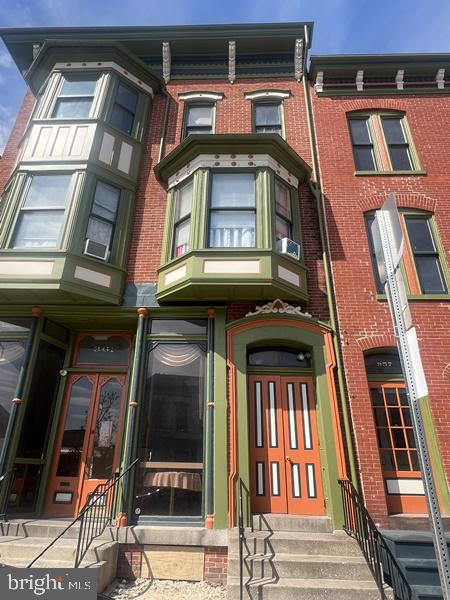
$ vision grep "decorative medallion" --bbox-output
[246,299,312,318]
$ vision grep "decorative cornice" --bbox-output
[178,91,224,102]
[294,38,304,82]
[245,299,312,318]
[162,41,171,84]
[245,89,291,101]
[54,61,154,96]
[228,40,236,84]
[167,153,299,189]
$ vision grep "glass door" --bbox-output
[44,373,126,517]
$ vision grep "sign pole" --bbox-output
[373,194,450,599]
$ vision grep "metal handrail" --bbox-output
[339,478,412,600]
[0,467,16,523]
[27,459,138,568]
[235,476,251,600]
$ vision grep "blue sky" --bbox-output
[0,0,450,152]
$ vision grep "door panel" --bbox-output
[44,372,126,517]
[249,375,324,515]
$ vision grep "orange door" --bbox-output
[249,375,324,515]
[44,373,126,517]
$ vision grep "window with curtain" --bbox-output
[254,103,282,135]
[52,74,99,119]
[208,173,256,248]
[11,174,72,248]
[172,179,193,258]
[184,104,214,137]
[84,181,120,261]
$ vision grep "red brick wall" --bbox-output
[311,86,450,522]
[203,546,228,586]
[117,544,144,579]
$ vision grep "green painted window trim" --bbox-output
[348,111,422,174]
[161,167,303,267]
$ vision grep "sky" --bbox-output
[0,0,450,152]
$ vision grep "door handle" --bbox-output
[285,456,292,462]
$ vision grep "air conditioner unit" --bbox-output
[84,239,110,261]
[277,237,301,261]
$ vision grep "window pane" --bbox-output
[61,77,98,96]
[110,104,134,135]
[415,256,447,293]
[377,429,392,449]
[187,105,212,127]
[115,83,138,113]
[92,181,120,221]
[388,408,402,426]
[370,387,384,406]
[255,124,282,134]
[380,450,395,471]
[209,211,255,247]
[384,388,399,406]
[411,451,419,471]
[0,341,27,456]
[389,146,412,170]
[349,119,371,144]
[248,347,312,368]
[76,335,131,366]
[275,180,291,219]
[12,210,64,248]
[381,118,406,144]
[173,219,190,257]
[53,98,93,119]
[392,429,407,448]
[396,450,410,471]
[86,216,113,247]
[91,378,123,479]
[211,173,255,208]
[174,181,193,221]
[276,216,292,241]
[373,408,388,427]
[255,104,280,126]
[353,146,376,171]
[24,174,71,209]
[403,409,412,427]
[405,219,435,253]
[150,319,207,335]
[185,127,212,135]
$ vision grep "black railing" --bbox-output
[0,468,16,523]
[27,459,139,568]
[339,478,412,600]
[235,476,251,600]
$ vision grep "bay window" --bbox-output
[110,82,139,135]
[52,74,99,119]
[84,180,120,261]
[275,179,293,241]
[208,173,256,248]
[11,174,72,248]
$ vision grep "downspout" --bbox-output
[118,307,148,526]
[0,306,42,476]
[302,25,358,487]
[205,308,215,529]
[158,88,171,163]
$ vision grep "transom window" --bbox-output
[254,103,282,135]
[348,113,418,173]
[172,180,193,258]
[52,75,99,119]
[366,212,448,295]
[11,174,72,248]
[208,173,256,248]
[184,104,214,137]
[84,181,120,261]
[110,82,139,135]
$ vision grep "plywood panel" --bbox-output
[141,546,204,581]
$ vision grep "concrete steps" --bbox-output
[0,520,118,592]
[228,515,386,600]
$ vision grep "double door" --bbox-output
[44,373,126,517]
[249,375,324,515]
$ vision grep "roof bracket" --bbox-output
[162,41,171,84]
[356,70,364,91]
[32,43,41,60]
[395,69,404,90]
[436,68,445,89]
[228,41,236,84]
[294,38,304,82]
[315,71,324,93]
